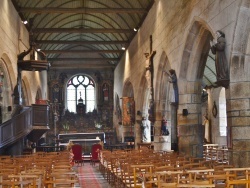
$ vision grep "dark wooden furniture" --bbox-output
[90,143,102,166]
[137,142,153,149]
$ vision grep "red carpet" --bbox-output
[77,163,104,188]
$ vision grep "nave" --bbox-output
[2,145,250,188]
[0,150,111,188]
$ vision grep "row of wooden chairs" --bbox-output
[0,151,79,188]
[203,144,229,164]
[99,148,250,188]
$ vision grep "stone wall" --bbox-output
[113,0,250,165]
[0,1,47,109]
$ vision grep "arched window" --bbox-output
[66,75,95,113]
[219,88,227,136]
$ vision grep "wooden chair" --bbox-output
[185,169,214,184]
[71,144,84,166]
[0,179,34,188]
[224,167,250,188]
[8,174,39,188]
[120,163,135,188]
[176,183,215,187]
[90,143,102,166]
[131,164,154,188]
[155,171,183,188]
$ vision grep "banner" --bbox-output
[122,97,135,126]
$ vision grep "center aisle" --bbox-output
[76,162,113,188]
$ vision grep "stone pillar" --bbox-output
[227,81,250,167]
[177,81,203,157]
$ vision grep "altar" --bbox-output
[58,132,105,155]
[69,138,100,156]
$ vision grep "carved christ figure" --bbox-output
[145,53,151,89]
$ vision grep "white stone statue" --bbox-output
[141,115,151,142]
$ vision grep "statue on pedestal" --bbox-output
[210,30,230,88]
[141,116,151,142]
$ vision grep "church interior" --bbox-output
[1,0,250,187]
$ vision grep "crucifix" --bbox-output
[144,35,156,122]
[145,35,156,96]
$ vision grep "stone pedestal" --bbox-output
[153,135,171,151]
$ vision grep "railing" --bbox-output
[0,107,33,148]
[0,104,50,149]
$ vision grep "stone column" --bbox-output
[227,81,250,167]
[178,81,203,157]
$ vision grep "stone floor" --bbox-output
[75,162,114,188]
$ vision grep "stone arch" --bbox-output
[35,88,42,101]
[1,53,16,89]
[178,18,214,157]
[180,18,214,81]
[136,75,147,112]
[154,51,172,119]
[154,51,179,151]
[135,73,152,143]
[123,79,134,97]
[0,55,14,122]
[231,0,250,82]
[22,75,33,105]
[121,79,135,142]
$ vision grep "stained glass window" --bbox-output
[66,75,95,113]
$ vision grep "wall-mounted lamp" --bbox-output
[22,20,28,24]
[182,109,188,116]
[134,27,139,32]
[121,46,126,50]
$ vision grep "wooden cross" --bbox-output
[144,35,156,122]
[144,35,156,95]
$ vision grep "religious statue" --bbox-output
[202,115,210,143]
[145,53,152,89]
[161,118,169,136]
[168,69,179,105]
[210,30,230,88]
[103,83,109,101]
[141,116,151,142]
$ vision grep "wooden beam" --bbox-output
[50,63,115,69]
[43,50,123,54]
[19,7,148,14]
[35,40,129,45]
[33,28,133,34]
[48,58,119,62]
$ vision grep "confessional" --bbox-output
[90,143,102,166]
[71,144,84,166]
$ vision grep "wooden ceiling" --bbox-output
[11,0,155,71]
